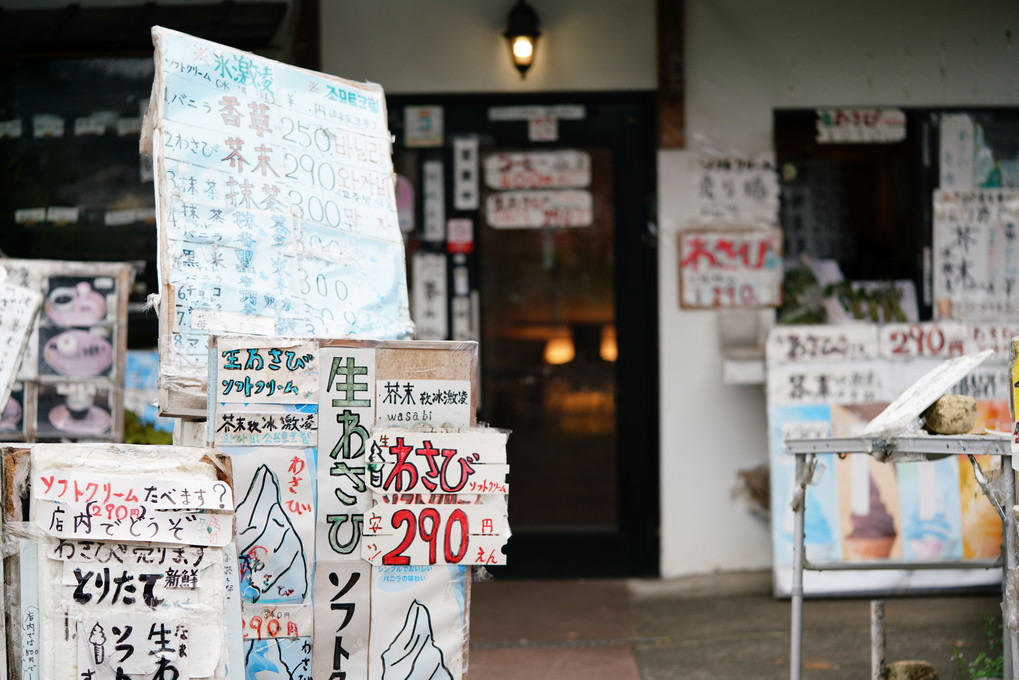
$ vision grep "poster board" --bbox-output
[767,321,1011,596]
[0,259,133,442]
[206,336,503,680]
[2,443,235,680]
[142,27,413,418]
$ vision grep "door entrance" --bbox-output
[388,92,659,577]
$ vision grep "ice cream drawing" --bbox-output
[381,600,453,680]
[235,464,309,603]
[88,622,107,665]
[844,459,897,560]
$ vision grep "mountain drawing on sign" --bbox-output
[381,600,454,680]
[235,463,309,603]
[244,637,303,680]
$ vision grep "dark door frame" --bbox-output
[387,90,660,577]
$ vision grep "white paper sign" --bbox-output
[453,136,479,210]
[317,346,376,561]
[422,160,446,242]
[312,562,370,680]
[363,501,508,567]
[932,189,1019,320]
[679,228,783,308]
[215,338,318,403]
[0,282,42,411]
[940,114,975,190]
[411,252,448,340]
[767,324,879,364]
[375,379,471,428]
[691,155,779,225]
[816,108,906,143]
[485,190,593,228]
[484,150,590,190]
[368,429,509,495]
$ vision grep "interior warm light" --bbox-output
[504,0,541,78]
[600,324,618,362]
[544,330,575,365]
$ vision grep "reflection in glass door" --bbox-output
[480,148,617,531]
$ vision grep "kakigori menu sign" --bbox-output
[144,26,413,415]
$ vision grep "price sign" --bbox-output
[362,503,509,566]
[679,228,783,309]
[878,322,970,360]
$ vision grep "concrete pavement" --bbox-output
[467,571,1003,680]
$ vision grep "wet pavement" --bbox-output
[468,571,1003,680]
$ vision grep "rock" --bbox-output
[922,394,977,435]
[886,660,938,680]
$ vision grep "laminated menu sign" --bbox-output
[4,443,235,680]
[144,26,413,417]
[206,336,493,680]
[765,323,1009,598]
[0,259,133,442]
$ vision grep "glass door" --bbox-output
[389,92,659,577]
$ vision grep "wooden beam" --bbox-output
[657,0,685,148]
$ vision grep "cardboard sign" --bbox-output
[678,227,783,308]
[146,27,413,416]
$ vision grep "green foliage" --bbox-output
[951,614,1003,680]
[123,409,173,445]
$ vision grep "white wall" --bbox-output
[659,0,1019,578]
[318,0,1019,579]
[320,0,656,93]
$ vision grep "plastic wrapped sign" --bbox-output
[144,26,413,417]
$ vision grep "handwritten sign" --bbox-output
[36,468,234,511]
[691,155,779,225]
[483,150,591,190]
[215,338,318,403]
[362,502,509,566]
[241,604,312,640]
[767,364,885,406]
[816,108,906,143]
[678,227,783,308]
[485,190,593,228]
[878,322,970,360]
[368,429,509,495]
[214,407,317,447]
[148,27,413,415]
[0,280,41,412]
[932,189,1019,320]
[375,378,472,427]
[48,539,206,567]
[767,324,878,364]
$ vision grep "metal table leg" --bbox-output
[791,454,807,680]
[1003,455,1017,680]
